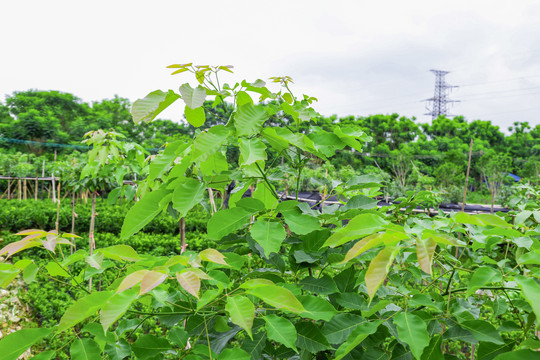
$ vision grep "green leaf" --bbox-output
[218,348,251,360]
[455,212,512,228]
[179,83,207,109]
[299,275,339,295]
[241,331,266,360]
[493,350,540,359]
[264,315,298,352]
[234,103,269,136]
[132,335,172,360]
[246,285,304,313]
[460,320,504,345]
[322,313,365,344]
[100,288,138,332]
[0,328,52,360]
[365,246,399,300]
[515,276,540,320]
[295,322,331,353]
[192,125,230,162]
[280,205,322,235]
[334,321,381,360]
[121,189,170,238]
[104,339,131,360]
[341,195,379,211]
[148,140,188,181]
[96,245,141,262]
[58,291,114,333]
[172,178,206,217]
[467,267,502,297]
[250,219,287,256]
[185,105,206,127]
[420,335,443,360]
[323,213,389,248]
[252,182,279,209]
[333,127,369,152]
[261,127,290,152]
[239,138,267,167]
[226,296,255,339]
[131,89,180,124]
[416,236,437,275]
[168,328,189,348]
[298,295,338,322]
[393,312,430,359]
[70,339,101,360]
[207,207,252,240]
[29,350,56,360]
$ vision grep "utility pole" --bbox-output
[424,69,459,119]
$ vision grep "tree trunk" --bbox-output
[88,192,97,291]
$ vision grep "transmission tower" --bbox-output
[424,69,459,119]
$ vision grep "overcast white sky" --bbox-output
[2,0,540,132]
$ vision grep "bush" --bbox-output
[0,199,208,235]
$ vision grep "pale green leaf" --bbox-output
[207,207,252,240]
[225,295,255,339]
[70,339,101,360]
[246,285,304,313]
[131,90,180,124]
[416,236,437,275]
[234,103,269,136]
[121,189,170,238]
[185,105,206,127]
[58,291,114,333]
[192,125,230,162]
[172,178,206,217]
[176,271,201,299]
[96,245,141,262]
[324,213,389,248]
[298,295,337,322]
[100,288,138,332]
[199,249,229,266]
[250,219,287,256]
[365,246,398,300]
[0,328,52,360]
[466,267,502,297]
[239,138,267,167]
[515,275,540,320]
[179,83,206,109]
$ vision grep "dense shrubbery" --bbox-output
[0,200,208,235]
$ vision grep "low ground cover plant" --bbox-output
[0,65,539,360]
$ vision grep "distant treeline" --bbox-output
[1,90,538,200]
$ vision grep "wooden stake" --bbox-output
[34,178,38,201]
[18,179,21,201]
[51,174,56,203]
[7,180,11,200]
[71,190,76,254]
[23,179,27,200]
[462,139,473,212]
[179,217,186,254]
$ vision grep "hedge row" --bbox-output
[0,199,208,235]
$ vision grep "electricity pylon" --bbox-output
[424,69,459,119]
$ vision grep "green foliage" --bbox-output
[1,65,540,360]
